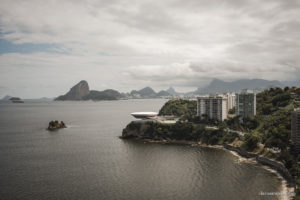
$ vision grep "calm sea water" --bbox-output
[0,99,281,200]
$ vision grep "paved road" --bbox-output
[205,126,247,136]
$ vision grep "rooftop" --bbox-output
[240,89,255,94]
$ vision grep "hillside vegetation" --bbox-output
[83,89,123,100]
[159,99,197,117]
[157,87,300,198]
[123,121,239,145]
[226,87,299,151]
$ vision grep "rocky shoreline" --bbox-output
[120,136,295,199]
[121,119,296,199]
[222,144,294,186]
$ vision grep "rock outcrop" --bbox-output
[55,81,126,101]
[122,120,155,139]
[47,120,66,131]
[223,144,257,158]
[55,80,89,100]
[256,156,294,185]
[224,144,294,186]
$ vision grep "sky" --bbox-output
[0,0,300,98]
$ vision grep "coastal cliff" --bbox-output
[122,120,239,145]
[122,120,155,139]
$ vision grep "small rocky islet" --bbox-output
[47,120,66,131]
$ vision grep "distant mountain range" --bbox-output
[55,81,174,101]
[1,95,12,101]
[53,79,300,101]
[166,87,179,95]
[130,87,156,98]
[194,78,284,94]
[3,78,299,101]
[130,87,171,98]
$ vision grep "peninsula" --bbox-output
[122,87,300,199]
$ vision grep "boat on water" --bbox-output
[131,112,158,119]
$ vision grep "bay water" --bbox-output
[0,99,281,200]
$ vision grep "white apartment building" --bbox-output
[197,96,228,121]
[219,93,236,112]
[227,93,236,111]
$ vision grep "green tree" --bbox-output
[244,133,259,150]
[261,103,273,115]
[228,107,236,114]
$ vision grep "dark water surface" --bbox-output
[0,99,281,200]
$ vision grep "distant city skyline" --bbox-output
[0,0,300,98]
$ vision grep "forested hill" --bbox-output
[158,99,197,117]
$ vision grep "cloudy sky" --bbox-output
[0,0,300,98]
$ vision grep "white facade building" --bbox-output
[197,96,228,121]
[219,93,236,112]
[226,93,236,111]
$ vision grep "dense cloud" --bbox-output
[0,0,299,97]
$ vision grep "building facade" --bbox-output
[236,89,256,118]
[228,93,236,111]
[220,93,236,112]
[197,96,228,121]
[291,109,300,153]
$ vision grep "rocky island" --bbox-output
[9,97,24,103]
[47,120,66,131]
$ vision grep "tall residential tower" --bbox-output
[236,89,256,118]
[197,96,228,121]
